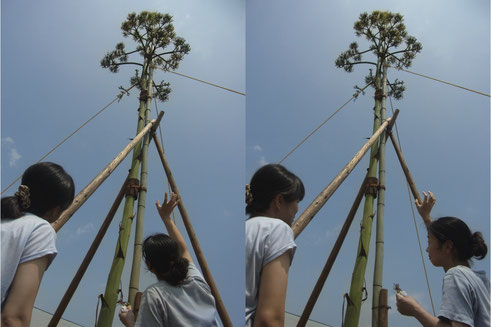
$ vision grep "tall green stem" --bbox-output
[128,63,154,305]
[97,60,149,327]
[343,57,384,327]
[372,64,388,327]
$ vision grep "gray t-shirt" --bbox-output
[245,216,296,326]
[439,265,490,327]
[1,214,57,305]
[135,262,220,327]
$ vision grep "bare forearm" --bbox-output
[252,312,284,327]
[422,214,433,228]
[1,316,30,327]
[162,218,188,254]
[413,306,443,327]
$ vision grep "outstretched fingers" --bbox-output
[428,191,436,204]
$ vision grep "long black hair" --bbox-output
[1,162,75,219]
[142,233,189,285]
[246,164,305,217]
[429,216,488,262]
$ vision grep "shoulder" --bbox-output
[185,263,212,292]
[186,262,203,280]
[246,216,293,237]
[2,214,53,232]
[2,214,55,241]
[445,266,486,281]
[247,217,296,266]
[443,265,489,293]
[1,214,57,269]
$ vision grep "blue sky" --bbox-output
[2,1,244,326]
[247,1,489,327]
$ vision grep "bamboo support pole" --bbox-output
[51,112,164,232]
[297,175,367,327]
[388,131,422,204]
[48,177,129,327]
[372,65,388,327]
[292,116,394,239]
[151,134,233,327]
[378,289,388,327]
[344,61,384,327]
[96,104,163,327]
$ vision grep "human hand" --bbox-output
[156,192,179,221]
[415,191,436,220]
[118,304,136,327]
[396,294,421,317]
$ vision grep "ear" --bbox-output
[442,240,454,254]
[272,193,283,210]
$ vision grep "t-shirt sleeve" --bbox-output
[20,221,57,269]
[438,270,475,327]
[136,288,166,327]
[187,262,202,280]
[263,222,296,267]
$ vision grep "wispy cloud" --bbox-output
[258,156,268,166]
[2,137,14,145]
[2,137,22,167]
[76,223,94,236]
[325,223,342,240]
[9,148,21,167]
[252,145,262,152]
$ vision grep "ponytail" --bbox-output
[166,257,189,286]
[143,234,189,285]
[470,232,488,260]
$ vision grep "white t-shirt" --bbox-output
[245,216,296,326]
[439,265,490,327]
[1,214,58,304]
[135,262,221,327]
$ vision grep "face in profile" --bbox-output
[426,232,445,267]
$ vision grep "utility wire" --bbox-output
[278,83,372,164]
[388,96,436,316]
[163,69,245,96]
[1,83,138,195]
[392,66,490,98]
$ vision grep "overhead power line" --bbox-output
[164,69,245,96]
[278,83,372,164]
[392,66,490,98]
[1,84,138,195]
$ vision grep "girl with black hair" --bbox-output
[119,192,219,327]
[1,162,75,326]
[245,164,305,327]
[397,191,490,327]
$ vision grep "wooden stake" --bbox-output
[48,177,129,327]
[297,175,367,327]
[378,289,389,327]
[151,134,233,327]
[292,117,393,238]
[51,111,164,232]
[134,292,143,320]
